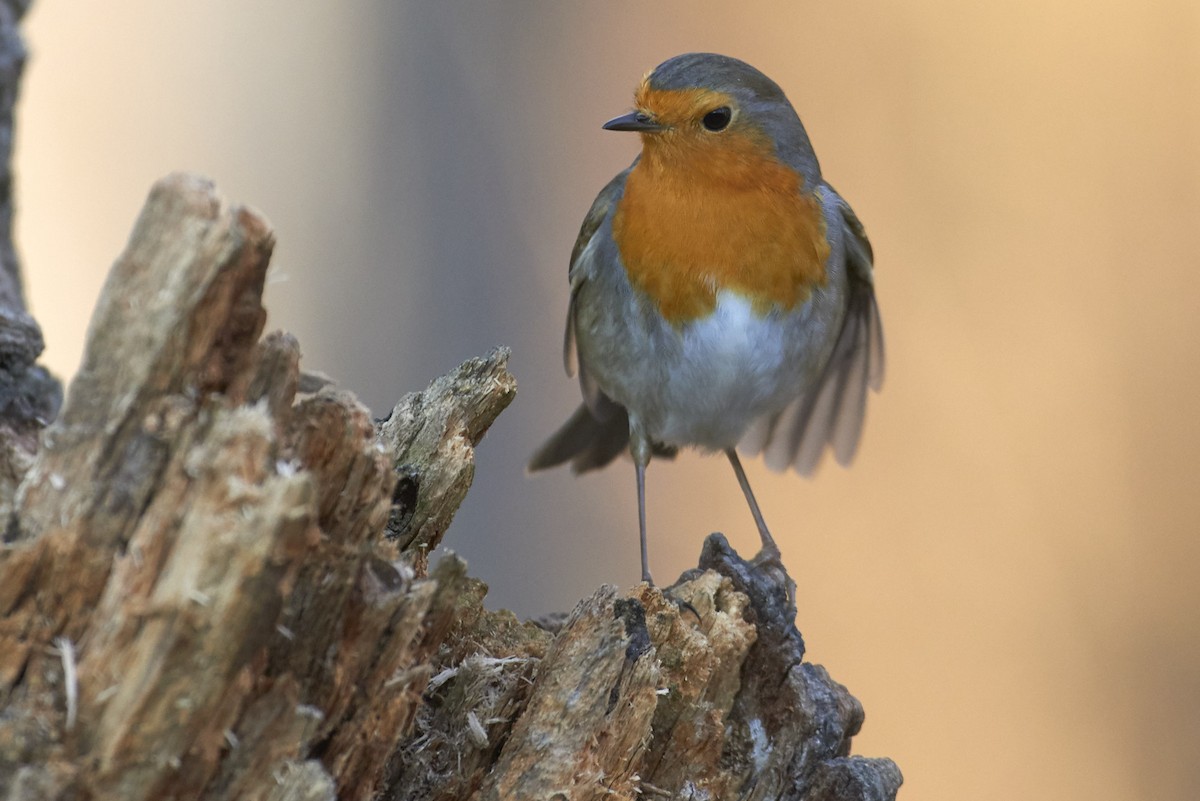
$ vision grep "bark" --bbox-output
[0,0,62,528]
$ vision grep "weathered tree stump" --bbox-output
[0,173,900,800]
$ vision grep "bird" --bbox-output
[529,53,883,585]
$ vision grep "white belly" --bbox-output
[641,292,823,449]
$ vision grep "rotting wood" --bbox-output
[0,174,900,800]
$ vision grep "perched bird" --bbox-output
[529,53,883,584]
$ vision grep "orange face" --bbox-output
[612,82,829,325]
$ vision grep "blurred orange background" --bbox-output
[16,3,1200,799]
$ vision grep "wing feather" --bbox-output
[750,188,885,475]
[532,168,642,473]
[562,169,630,377]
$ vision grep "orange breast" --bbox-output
[612,129,829,325]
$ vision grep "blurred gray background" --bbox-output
[17,3,1200,800]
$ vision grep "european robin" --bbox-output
[529,53,884,584]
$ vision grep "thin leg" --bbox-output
[635,459,653,584]
[725,448,779,555]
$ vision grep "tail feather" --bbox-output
[528,403,630,474]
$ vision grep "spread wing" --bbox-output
[742,185,885,475]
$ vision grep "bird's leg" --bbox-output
[635,460,653,584]
[632,436,701,617]
[725,448,779,556]
[631,431,653,585]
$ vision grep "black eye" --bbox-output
[701,106,732,132]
